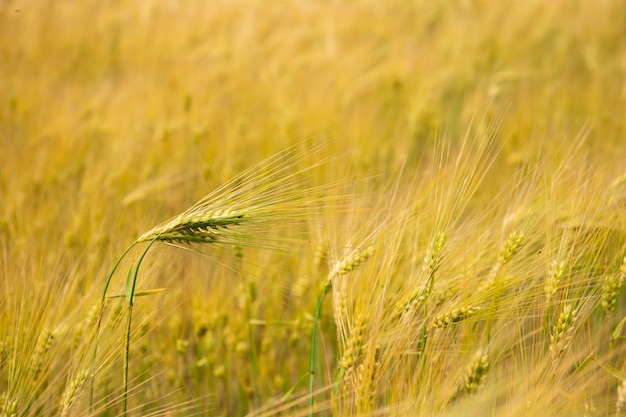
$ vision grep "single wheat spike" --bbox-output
[459,350,490,395]
[479,230,525,293]
[497,230,525,266]
[394,289,428,319]
[335,245,375,277]
[601,256,626,315]
[395,232,447,318]
[549,303,578,364]
[545,259,566,304]
[60,370,90,417]
[339,313,366,378]
[137,146,342,249]
[431,305,480,329]
[423,232,447,280]
[355,359,379,412]
[329,244,375,335]
[30,327,57,379]
[137,209,249,244]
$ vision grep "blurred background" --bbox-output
[1,1,626,415]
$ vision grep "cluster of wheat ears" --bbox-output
[2,0,626,415]
[4,129,626,416]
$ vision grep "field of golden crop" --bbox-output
[2,1,626,416]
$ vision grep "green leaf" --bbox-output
[612,314,626,342]
[108,288,169,299]
[125,262,135,304]
[592,357,625,381]
[280,372,310,402]
[572,351,595,375]
[134,288,169,297]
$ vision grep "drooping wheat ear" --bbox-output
[455,350,490,398]
[137,209,250,244]
[545,259,567,304]
[549,303,578,365]
[431,305,480,329]
[617,378,626,414]
[137,145,342,250]
[601,256,626,315]
[60,370,90,417]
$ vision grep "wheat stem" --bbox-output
[122,237,158,417]
[308,282,330,417]
[90,241,138,411]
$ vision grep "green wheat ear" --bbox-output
[137,208,250,244]
[135,144,345,251]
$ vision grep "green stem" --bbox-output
[418,273,435,379]
[246,299,261,410]
[102,242,139,304]
[122,237,158,417]
[309,282,330,417]
[122,301,134,416]
[89,242,138,411]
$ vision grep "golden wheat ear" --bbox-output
[136,143,348,250]
[137,209,249,244]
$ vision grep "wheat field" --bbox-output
[2,1,626,416]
